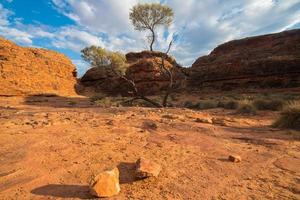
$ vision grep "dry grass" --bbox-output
[274,101,300,130]
[253,99,284,111]
[236,100,257,115]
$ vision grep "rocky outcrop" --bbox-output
[79,66,126,95]
[0,37,77,96]
[187,29,300,90]
[125,51,185,95]
[79,51,186,96]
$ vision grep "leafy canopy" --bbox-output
[81,46,127,74]
[130,3,174,31]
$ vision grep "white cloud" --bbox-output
[0,3,13,26]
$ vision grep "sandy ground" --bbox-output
[0,96,299,200]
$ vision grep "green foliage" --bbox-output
[274,101,300,130]
[89,94,105,103]
[130,3,173,31]
[253,99,284,111]
[236,100,257,115]
[81,46,126,74]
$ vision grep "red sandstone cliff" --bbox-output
[187,29,300,90]
[0,37,77,96]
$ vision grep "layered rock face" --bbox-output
[0,37,77,96]
[187,29,300,90]
[125,51,185,95]
[80,51,185,96]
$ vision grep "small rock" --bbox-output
[195,118,213,124]
[136,157,161,179]
[89,167,120,198]
[142,120,157,130]
[228,155,242,163]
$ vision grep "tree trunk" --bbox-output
[150,29,155,51]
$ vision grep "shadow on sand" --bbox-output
[31,184,93,199]
[24,94,95,108]
[31,162,140,199]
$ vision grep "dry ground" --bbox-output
[0,95,299,200]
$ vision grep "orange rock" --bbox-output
[228,155,242,163]
[0,37,77,96]
[136,157,161,179]
[89,167,120,197]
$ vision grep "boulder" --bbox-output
[187,29,300,90]
[89,167,120,197]
[0,37,77,96]
[136,157,161,179]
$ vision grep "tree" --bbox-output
[81,46,127,74]
[129,3,174,51]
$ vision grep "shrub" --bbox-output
[253,99,284,111]
[236,100,257,115]
[94,97,120,107]
[90,94,105,102]
[195,100,218,110]
[218,100,239,110]
[274,101,300,130]
[184,101,196,109]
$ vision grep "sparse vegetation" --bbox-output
[236,100,257,115]
[274,101,300,130]
[68,101,77,105]
[253,99,284,111]
[218,100,239,110]
[90,94,105,102]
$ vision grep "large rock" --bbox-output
[0,37,77,96]
[187,29,300,90]
[89,167,120,198]
[79,66,126,95]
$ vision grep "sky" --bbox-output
[0,0,300,76]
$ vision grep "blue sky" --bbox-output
[1,0,300,76]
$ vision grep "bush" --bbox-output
[218,100,239,110]
[94,97,120,107]
[253,99,284,111]
[195,100,218,110]
[274,101,300,130]
[184,101,196,109]
[90,94,105,102]
[236,100,257,115]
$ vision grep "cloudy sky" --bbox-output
[1,0,299,76]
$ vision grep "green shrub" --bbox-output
[253,99,284,111]
[236,100,257,115]
[274,101,300,130]
[90,94,105,102]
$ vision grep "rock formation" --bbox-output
[79,51,186,96]
[0,37,77,96]
[187,29,300,90]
